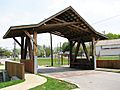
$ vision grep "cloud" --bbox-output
[1,0,120,49]
[48,0,65,9]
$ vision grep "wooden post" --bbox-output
[21,36,24,59]
[24,37,28,59]
[92,37,96,69]
[69,40,73,66]
[74,41,80,62]
[81,40,90,61]
[50,33,53,66]
[28,38,33,60]
[33,30,37,74]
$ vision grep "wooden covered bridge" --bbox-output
[3,6,107,74]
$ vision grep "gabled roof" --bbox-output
[3,6,107,42]
[96,39,120,46]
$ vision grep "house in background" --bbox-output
[96,39,120,56]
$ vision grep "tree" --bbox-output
[0,47,12,58]
[106,33,120,39]
[37,45,45,57]
[62,42,76,53]
[44,46,51,57]
[62,42,70,52]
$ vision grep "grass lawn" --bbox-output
[37,58,69,67]
[0,80,24,89]
[97,56,120,60]
[29,74,78,90]
[0,64,4,66]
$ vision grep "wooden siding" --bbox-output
[97,60,120,69]
[5,61,25,80]
[20,59,34,73]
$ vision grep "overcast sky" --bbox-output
[1,0,120,50]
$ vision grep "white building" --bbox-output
[96,39,120,56]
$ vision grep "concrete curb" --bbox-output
[1,73,47,90]
[42,74,81,90]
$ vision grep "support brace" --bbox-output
[81,40,90,61]
[13,37,21,47]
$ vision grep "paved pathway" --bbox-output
[1,73,47,90]
[38,66,120,90]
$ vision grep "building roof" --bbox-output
[96,39,120,46]
[3,6,107,42]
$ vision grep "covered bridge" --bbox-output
[3,6,107,73]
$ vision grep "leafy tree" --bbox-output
[0,47,12,58]
[37,45,51,57]
[44,46,51,57]
[54,47,60,53]
[37,45,45,57]
[62,42,76,53]
[62,42,70,52]
[106,33,120,39]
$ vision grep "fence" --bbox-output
[97,60,120,69]
[20,59,34,73]
[5,61,25,80]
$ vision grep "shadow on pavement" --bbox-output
[37,66,80,73]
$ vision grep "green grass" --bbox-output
[0,64,4,66]
[0,80,24,89]
[29,74,78,90]
[97,56,120,60]
[37,58,69,67]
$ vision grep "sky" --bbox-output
[1,0,120,50]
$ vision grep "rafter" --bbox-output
[53,18,90,33]
[37,21,80,30]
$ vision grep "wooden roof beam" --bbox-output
[37,21,80,30]
[23,31,37,46]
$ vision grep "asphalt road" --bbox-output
[39,66,120,90]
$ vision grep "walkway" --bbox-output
[38,66,120,90]
[1,73,47,90]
